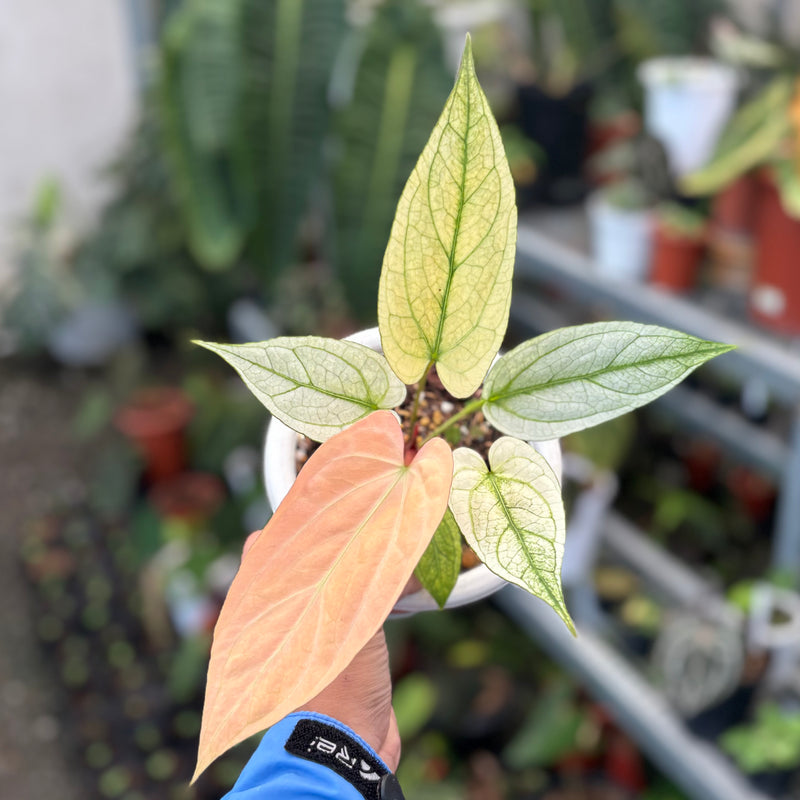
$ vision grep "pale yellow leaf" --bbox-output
[377,35,517,398]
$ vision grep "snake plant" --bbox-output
[331,0,452,321]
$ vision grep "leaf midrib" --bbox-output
[489,344,726,403]
[484,470,564,615]
[431,61,471,360]
[222,349,381,410]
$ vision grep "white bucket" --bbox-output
[587,192,653,282]
[638,57,739,177]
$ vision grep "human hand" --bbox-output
[242,532,401,770]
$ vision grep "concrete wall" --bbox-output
[0,0,139,285]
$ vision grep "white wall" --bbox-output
[0,0,139,285]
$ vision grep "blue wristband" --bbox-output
[222,712,404,799]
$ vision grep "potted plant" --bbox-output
[649,202,707,292]
[637,57,739,178]
[114,386,194,485]
[190,37,731,779]
[720,702,800,796]
[652,615,753,741]
[586,179,655,281]
[681,22,800,331]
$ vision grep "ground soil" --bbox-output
[294,370,500,572]
[0,358,94,799]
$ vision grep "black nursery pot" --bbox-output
[749,767,797,797]
[685,684,756,741]
[515,82,592,206]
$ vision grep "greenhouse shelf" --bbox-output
[496,583,769,800]
[513,216,800,577]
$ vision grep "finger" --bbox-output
[242,531,261,557]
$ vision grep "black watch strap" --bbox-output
[284,717,406,800]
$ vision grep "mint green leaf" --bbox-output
[450,438,574,634]
[377,34,517,398]
[194,337,407,442]
[484,322,734,441]
[414,508,462,608]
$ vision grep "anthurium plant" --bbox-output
[192,37,732,778]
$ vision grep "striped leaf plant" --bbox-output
[193,36,733,778]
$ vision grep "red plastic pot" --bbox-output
[712,172,759,235]
[750,174,800,335]
[649,224,706,292]
[148,472,226,523]
[114,387,194,484]
[587,111,640,159]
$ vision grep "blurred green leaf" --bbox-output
[503,680,583,769]
[393,673,438,740]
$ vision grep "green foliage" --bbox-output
[415,509,463,608]
[159,0,346,283]
[613,0,724,59]
[242,0,346,283]
[392,673,438,740]
[160,0,255,270]
[3,181,79,352]
[527,0,618,91]
[721,703,800,773]
[656,202,707,236]
[682,77,793,197]
[503,679,584,769]
[563,415,636,473]
[332,0,452,321]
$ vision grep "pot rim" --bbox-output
[637,57,738,91]
[263,327,562,615]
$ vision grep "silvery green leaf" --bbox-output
[414,508,462,609]
[450,438,573,634]
[195,337,407,442]
[484,322,733,441]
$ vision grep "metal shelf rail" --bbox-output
[513,220,800,576]
[496,584,769,800]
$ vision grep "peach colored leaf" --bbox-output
[194,411,452,779]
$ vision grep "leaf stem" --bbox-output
[422,397,485,444]
[406,362,433,443]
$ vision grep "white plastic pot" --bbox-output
[587,192,653,282]
[263,327,562,615]
[638,57,738,178]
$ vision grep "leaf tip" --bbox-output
[459,32,474,74]
[192,339,221,354]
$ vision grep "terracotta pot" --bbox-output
[726,465,776,523]
[750,173,800,334]
[262,328,562,616]
[114,387,194,484]
[712,173,759,235]
[148,472,226,523]
[649,223,706,292]
[587,111,640,160]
